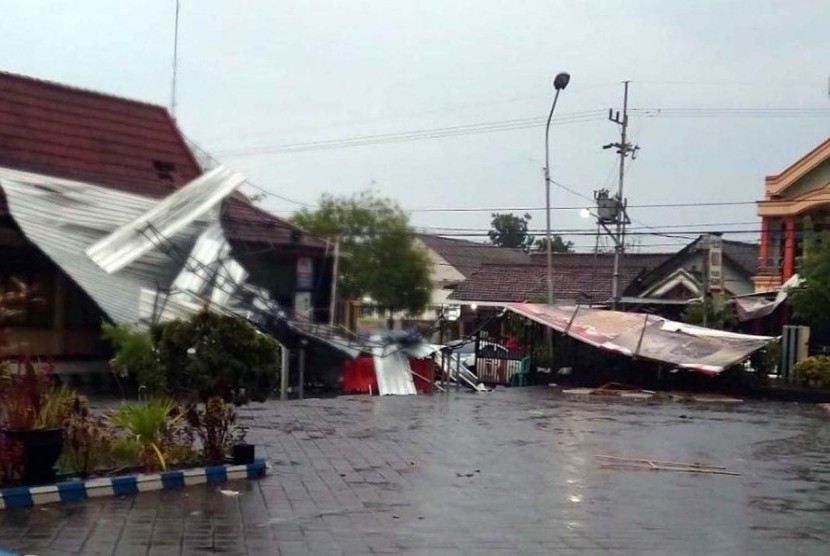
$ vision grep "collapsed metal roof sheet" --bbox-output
[86,166,245,274]
[506,302,775,374]
[0,164,406,365]
[0,166,207,325]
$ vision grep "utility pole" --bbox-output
[328,238,340,327]
[702,236,710,328]
[604,81,638,310]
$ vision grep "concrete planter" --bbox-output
[0,459,268,510]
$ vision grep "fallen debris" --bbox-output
[562,382,656,400]
[669,393,743,403]
[595,455,740,476]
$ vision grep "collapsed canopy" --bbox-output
[506,303,775,374]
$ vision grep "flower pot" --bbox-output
[232,443,255,465]
[2,428,64,486]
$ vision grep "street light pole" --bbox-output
[544,72,571,306]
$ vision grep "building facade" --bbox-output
[755,136,830,291]
[0,71,332,363]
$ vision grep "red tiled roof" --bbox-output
[0,70,324,249]
[416,234,530,277]
[450,252,671,303]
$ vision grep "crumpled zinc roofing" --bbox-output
[1,165,368,363]
[0,166,232,325]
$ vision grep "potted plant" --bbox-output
[184,396,250,465]
[62,394,115,479]
[231,425,254,465]
[0,358,73,485]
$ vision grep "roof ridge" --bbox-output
[765,134,830,184]
[0,70,167,112]
[417,233,496,246]
[722,239,759,247]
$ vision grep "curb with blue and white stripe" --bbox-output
[0,459,268,510]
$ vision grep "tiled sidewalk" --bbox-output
[2,388,830,554]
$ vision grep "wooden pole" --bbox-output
[298,341,307,400]
[455,351,461,391]
[634,313,649,358]
[329,238,340,327]
[280,343,289,401]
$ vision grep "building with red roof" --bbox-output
[0,70,332,362]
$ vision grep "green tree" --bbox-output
[292,191,432,315]
[790,229,830,325]
[489,212,534,251]
[153,311,280,403]
[103,313,280,403]
[681,294,735,330]
[535,235,574,253]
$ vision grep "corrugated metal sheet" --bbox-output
[0,166,207,325]
[139,222,249,324]
[372,340,417,396]
[1,164,425,377]
[86,166,245,273]
[0,70,327,249]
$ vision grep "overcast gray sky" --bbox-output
[4,0,830,251]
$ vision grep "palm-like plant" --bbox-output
[109,398,181,471]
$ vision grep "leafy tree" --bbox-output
[292,191,432,314]
[153,311,280,403]
[103,314,280,403]
[790,229,830,325]
[488,212,534,251]
[681,294,735,330]
[102,323,166,396]
[535,235,574,253]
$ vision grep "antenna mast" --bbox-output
[170,0,181,118]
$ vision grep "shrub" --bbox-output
[0,435,23,487]
[184,397,246,464]
[102,323,166,396]
[108,398,183,471]
[794,355,830,390]
[62,394,115,478]
[0,357,73,430]
[153,311,280,403]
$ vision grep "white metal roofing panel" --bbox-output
[373,345,417,395]
[86,166,245,274]
[140,222,250,324]
[0,167,209,325]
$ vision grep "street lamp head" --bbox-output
[553,72,570,91]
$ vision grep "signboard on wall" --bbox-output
[296,257,313,290]
[294,292,312,319]
[706,235,724,292]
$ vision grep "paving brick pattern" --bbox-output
[3,388,830,554]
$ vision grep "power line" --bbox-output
[182,142,761,215]
[212,111,607,157]
[421,229,764,238]
[406,200,757,214]
[209,106,830,158]
[185,136,315,208]
[420,220,760,234]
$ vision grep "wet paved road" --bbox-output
[3,388,830,555]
